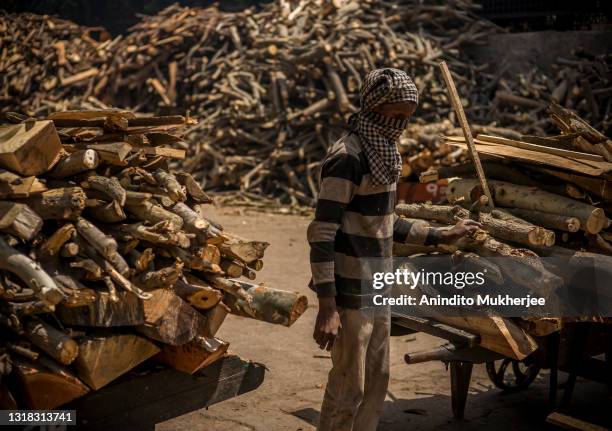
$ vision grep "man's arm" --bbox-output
[393,215,481,246]
[307,153,361,350]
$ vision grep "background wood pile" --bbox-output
[393,102,612,360]
[0,109,308,410]
[4,2,609,208]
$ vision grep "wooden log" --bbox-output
[24,187,86,220]
[81,176,127,207]
[435,316,538,360]
[167,246,221,273]
[12,356,89,409]
[24,318,78,365]
[218,234,269,265]
[174,275,222,310]
[75,217,118,259]
[509,208,580,233]
[155,335,229,374]
[224,280,308,326]
[220,259,244,278]
[0,202,42,240]
[172,202,212,237]
[138,289,206,346]
[39,223,76,259]
[480,213,555,248]
[125,199,183,229]
[0,237,64,305]
[57,291,144,327]
[396,203,555,247]
[132,261,183,290]
[48,149,99,178]
[447,179,608,234]
[73,334,160,390]
[0,120,62,176]
[201,302,230,338]
[154,169,186,202]
[60,242,80,258]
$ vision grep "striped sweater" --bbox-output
[307,132,444,309]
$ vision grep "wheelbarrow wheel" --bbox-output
[486,358,540,392]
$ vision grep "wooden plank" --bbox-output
[140,146,186,159]
[67,355,265,431]
[446,141,612,177]
[391,314,480,347]
[476,134,604,162]
[439,61,493,207]
[546,411,609,431]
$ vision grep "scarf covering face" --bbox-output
[349,68,419,185]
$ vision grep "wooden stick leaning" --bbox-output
[439,61,494,208]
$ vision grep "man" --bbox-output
[307,68,480,431]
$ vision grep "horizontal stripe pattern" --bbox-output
[308,132,442,307]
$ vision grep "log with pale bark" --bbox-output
[447,179,609,234]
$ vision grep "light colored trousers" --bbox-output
[317,306,391,431]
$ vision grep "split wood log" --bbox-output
[218,234,269,265]
[24,318,78,365]
[38,224,76,259]
[173,275,222,310]
[23,187,86,220]
[205,274,253,303]
[132,261,183,290]
[137,289,206,346]
[0,237,64,305]
[201,302,230,338]
[0,202,42,240]
[223,280,308,326]
[167,246,222,273]
[155,335,229,374]
[0,120,62,176]
[48,149,99,178]
[12,356,89,409]
[57,291,144,327]
[435,316,538,360]
[73,334,160,390]
[447,179,608,234]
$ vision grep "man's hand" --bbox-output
[313,297,341,351]
[440,219,482,244]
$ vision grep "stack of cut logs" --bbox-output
[393,102,612,361]
[0,12,114,116]
[0,109,307,410]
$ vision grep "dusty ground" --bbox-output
[159,206,611,431]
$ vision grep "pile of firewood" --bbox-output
[0,12,115,116]
[393,102,612,359]
[0,109,307,410]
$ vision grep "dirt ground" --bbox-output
[159,206,612,431]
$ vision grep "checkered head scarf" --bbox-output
[349,68,419,185]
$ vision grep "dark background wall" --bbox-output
[1,0,610,34]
